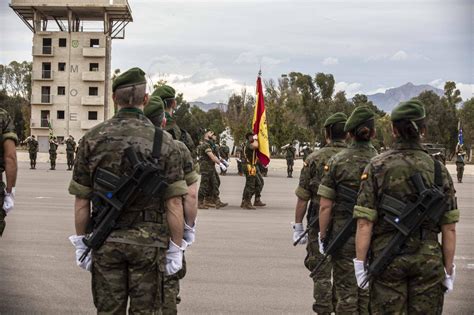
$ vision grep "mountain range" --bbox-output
[189,82,444,113]
[366,82,443,112]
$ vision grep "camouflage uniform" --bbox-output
[295,140,346,314]
[26,137,39,169]
[209,140,221,202]
[69,107,187,314]
[353,140,459,314]
[286,145,297,177]
[241,140,264,208]
[65,137,76,170]
[455,150,465,183]
[235,145,243,175]
[318,141,377,314]
[302,146,313,162]
[198,140,217,205]
[0,108,18,236]
[219,143,230,175]
[49,138,58,170]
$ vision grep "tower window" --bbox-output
[59,38,67,47]
[90,39,100,48]
[88,111,98,120]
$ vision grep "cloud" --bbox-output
[390,50,408,61]
[322,57,339,66]
[334,81,363,97]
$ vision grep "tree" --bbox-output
[224,89,254,146]
[2,61,32,100]
[459,97,474,159]
[444,81,462,108]
[315,73,335,100]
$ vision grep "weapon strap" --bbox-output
[434,159,443,187]
[152,128,163,159]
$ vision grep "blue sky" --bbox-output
[1,0,472,102]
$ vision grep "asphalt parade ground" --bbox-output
[1,158,473,314]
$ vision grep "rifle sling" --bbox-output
[152,127,163,160]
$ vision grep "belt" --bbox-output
[115,210,163,228]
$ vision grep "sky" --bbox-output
[0,0,472,103]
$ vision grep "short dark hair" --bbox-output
[325,122,346,140]
[392,118,425,141]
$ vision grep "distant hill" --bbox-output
[189,101,227,112]
[366,82,443,112]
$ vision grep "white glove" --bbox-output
[353,258,369,290]
[292,223,307,245]
[184,222,196,245]
[253,134,258,140]
[221,159,230,167]
[219,163,227,172]
[3,187,16,214]
[69,235,92,271]
[318,232,325,255]
[165,240,187,276]
[443,264,456,293]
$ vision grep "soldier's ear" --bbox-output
[143,93,149,106]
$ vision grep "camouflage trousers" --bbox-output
[456,163,464,182]
[0,182,6,236]
[198,169,219,200]
[305,226,334,314]
[242,163,264,201]
[332,235,370,314]
[49,153,57,168]
[66,151,75,168]
[29,152,37,166]
[162,256,187,315]
[369,240,445,315]
[91,242,166,314]
[286,159,294,175]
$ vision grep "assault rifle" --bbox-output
[79,147,168,262]
[310,184,358,277]
[293,201,318,246]
[361,171,445,287]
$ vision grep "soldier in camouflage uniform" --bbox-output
[208,133,228,208]
[68,68,188,314]
[455,144,466,183]
[144,95,199,315]
[48,136,58,170]
[353,100,459,314]
[235,144,244,176]
[302,143,313,162]
[26,135,38,169]
[65,135,76,170]
[197,130,228,209]
[241,132,266,209]
[284,141,297,178]
[318,106,377,314]
[0,108,18,237]
[219,140,230,175]
[292,112,348,314]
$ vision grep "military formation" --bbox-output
[0,66,465,314]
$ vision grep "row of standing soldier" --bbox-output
[292,101,459,314]
[24,135,76,170]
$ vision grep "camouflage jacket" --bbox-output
[219,145,230,160]
[27,138,39,153]
[49,141,58,154]
[285,146,296,160]
[0,108,18,172]
[197,140,215,172]
[174,140,198,186]
[318,141,378,233]
[65,138,76,152]
[295,140,346,204]
[242,141,257,165]
[68,108,187,247]
[353,140,459,254]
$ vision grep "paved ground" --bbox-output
[1,159,473,314]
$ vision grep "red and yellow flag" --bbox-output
[252,74,270,166]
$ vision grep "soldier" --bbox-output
[455,144,466,183]
[219,140,230,175]
[317,106,377,314]
[292,112,348,314]
[353,100,459,314]
[144,95,198,314]
[26,135,39,169]
[208,133,228,208]
[235,144,244,176]
[241,132,266,209]
[48,136,58,170]
[284,141,297,178]
[197,130,228,209]
[0,108,18,237]
[65,135,76,170]
[302,143,313,162]
[68,68,188,314]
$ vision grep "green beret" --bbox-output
[324,112,348,127]
[344,106,375,132]
[391,99,426,122]
[144,95,164,120]
[112,67,146,92]
[152,85,176,100]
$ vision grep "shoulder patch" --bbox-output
[361,173,368,180]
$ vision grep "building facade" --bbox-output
[10,0,132,151]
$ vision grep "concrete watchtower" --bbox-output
[10,0,132,151]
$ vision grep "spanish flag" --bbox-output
[252,72,270,166]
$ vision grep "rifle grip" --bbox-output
[124,147,140,167]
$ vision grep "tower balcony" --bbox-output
[82,71,105,81]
